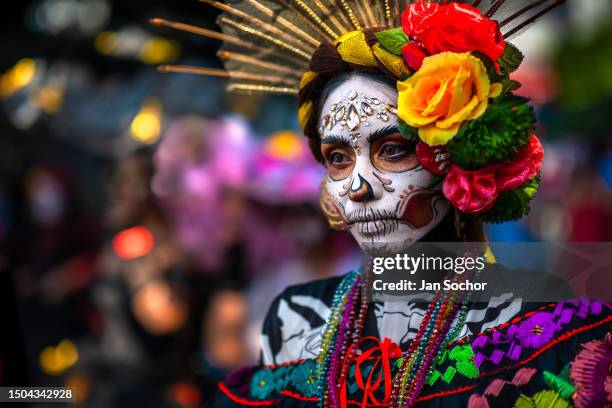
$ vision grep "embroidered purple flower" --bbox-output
[513,312,557,349]
[569,334,612,408]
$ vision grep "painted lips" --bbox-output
[354,219,399,238]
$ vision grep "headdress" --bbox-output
[153,0,565,224]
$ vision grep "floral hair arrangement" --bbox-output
[391,1,543,223]
[154,0,558,224]
[298,1,544,224]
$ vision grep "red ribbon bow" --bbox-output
[340,337,402,408]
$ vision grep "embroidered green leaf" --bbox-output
[442,366,457,383]
[449,345,479,380]
[426,370,441,386]
[499,42,524,74]
[375,28,409,56]
[543,371,575,400]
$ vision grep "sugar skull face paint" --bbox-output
[318,74,450,252]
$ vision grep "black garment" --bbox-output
[206,271,611,407]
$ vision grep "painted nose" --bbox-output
[348,174,374,202]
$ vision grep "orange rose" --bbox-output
[397,52,502,146]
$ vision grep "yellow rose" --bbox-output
[397,52,502,146]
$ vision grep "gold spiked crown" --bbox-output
[152,0,566,96]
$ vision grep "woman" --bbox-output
[155,1,612,406]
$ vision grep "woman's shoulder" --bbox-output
[263,271,354,324]
[260,271,357,366]
[277,272,351,302]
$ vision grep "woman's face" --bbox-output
[318,75,450,252]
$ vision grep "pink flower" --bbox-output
[442,136,544,213]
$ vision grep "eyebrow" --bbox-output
[367,125,400,143]
[320,134,351,146]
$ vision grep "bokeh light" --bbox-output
[264,130,304,161]
[112,225,154,260]
[39,339,79,376]
[0,58,37,97]
[140,37,180,65]
[132,280,188,335]
[130,98,163,144]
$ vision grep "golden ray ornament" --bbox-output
[153,0,566,95]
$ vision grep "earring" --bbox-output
[319,181,348,231]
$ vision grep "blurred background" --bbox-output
[0,1,611,406]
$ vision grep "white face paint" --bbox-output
[318,74,450,253]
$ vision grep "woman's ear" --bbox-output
[319,180,348,231]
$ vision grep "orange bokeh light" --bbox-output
[112,226,154,260]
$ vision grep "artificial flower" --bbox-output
[415,142,450,175]
[401,41,427,71]
[401,1,505,64]
[442,135,543,213]
[397,52,503,146]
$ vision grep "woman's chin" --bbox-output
[351,227,421,256]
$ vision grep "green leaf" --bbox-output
[477,176,540,224]
[398,119,419,141]
[500,78,522,94]
[499,43,524,74]
[471,51,503,82]
[398,72,411,81]
[375,28,409,56]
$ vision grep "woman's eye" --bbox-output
[329,151,350,166]
[380,143,408,159]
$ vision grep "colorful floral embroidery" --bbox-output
[542,366,574,400]
[250,369,278,399]
[472,300,610,369]
[511,365,574,408]
[514,390,570,408]
[237,304,611,406]
[290,359,318,397]
[427,344,480,386]
[569,333,612,408]
[514,312,557,348]
[467,367,537,407]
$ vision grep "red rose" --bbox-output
[442,136,543,213]
[401,42,427,71]
[415,142,450,175]
[402,1,505,64]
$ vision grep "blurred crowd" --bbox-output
[0,1,611,407]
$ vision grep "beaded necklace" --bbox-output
[316,265,478,408]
